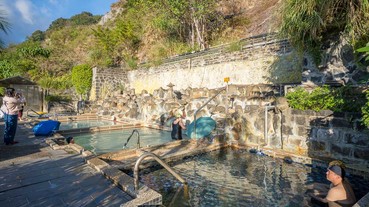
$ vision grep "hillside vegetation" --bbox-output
[0,0,368,96]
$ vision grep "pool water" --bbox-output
[139,148,369,207]
[72,128,187,155]
[59,120,116,130]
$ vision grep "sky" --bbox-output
[0,0,117,46]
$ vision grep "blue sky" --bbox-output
[0,0,117,46]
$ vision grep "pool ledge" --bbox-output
[45,137,163,206]
[353,192,369,207]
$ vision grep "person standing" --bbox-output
[1,88,24,145]
[171,109,186,140]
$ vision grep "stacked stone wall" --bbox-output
[127,34,300,93]
[241,108,369,166]
[90,67,128,100]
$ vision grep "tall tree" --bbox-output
[0,9,10,49]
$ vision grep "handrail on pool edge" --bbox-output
[123,129,140,149]
[134,151,187,191]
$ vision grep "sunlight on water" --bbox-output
[140,148,369,207]
[59,120,116,130]
[72,128,186,155]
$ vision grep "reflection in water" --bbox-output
[140,148,369,207]
[72,128,186,155]
[59,120,116,130]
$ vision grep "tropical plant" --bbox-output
[280,0,369,63]
[362,91,369,127]
[357,42,369,62]
[0,8,10,48]
[286,86,366,112]
[71,64,93,99]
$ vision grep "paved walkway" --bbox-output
[0,122,132,207]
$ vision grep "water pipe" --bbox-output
[193,87,226,139]
[123,129,140,149]
[264,103,275,147]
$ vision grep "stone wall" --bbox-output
[236,108,369,166]
[127,34,301,93]
[90,67,128,100]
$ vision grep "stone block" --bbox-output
[310,118,329,127]
[331,144,351,157]
[282,125,293,135]
[344,133,369,146]
[317,110,334,117]
[247,135,260,144]
[354,148,369,160]
[295,116,306,125]
[309,140,326,151]
[281,114,289,123]
[297,126,308,137]
[254,119,264,131]
[272,115,281,129]
[330,118,351,128]
[288,138,302,147]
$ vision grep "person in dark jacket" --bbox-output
[171,110,186,140]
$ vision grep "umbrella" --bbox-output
[186,117,216,139]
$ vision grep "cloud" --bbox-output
[40,6,51,17]
[0,3,13,17]
[48,0,58,6]
[15,0,35,25]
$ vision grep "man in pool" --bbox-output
[310,163,356,207]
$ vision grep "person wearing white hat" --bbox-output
[171,109,186,140]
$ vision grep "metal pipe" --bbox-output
[193,87,226,139]
[264,104,275,147]
[26,109,41,118]
[134,152,186,191]
[123,129,140,149]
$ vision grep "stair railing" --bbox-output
[123,129,140,149]
[134,152,186,191]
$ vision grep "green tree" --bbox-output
[47,18,68,31]
[27,30,46,42]
[0,9,10,48]
[71,64,92,99]
[70,12,101,26]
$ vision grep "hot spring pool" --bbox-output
[71,128,188,155]
[59,119,116,130]
[139,148,369,207]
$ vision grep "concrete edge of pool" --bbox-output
[46,123,369,206]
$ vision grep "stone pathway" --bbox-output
[0,122,132,207]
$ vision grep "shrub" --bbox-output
[361,91,369,127]
[45,95,71,103]
[71,64,92,98]
[286,85,366,113]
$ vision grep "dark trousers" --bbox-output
[171,123,183,140]
[4,114,18,144]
